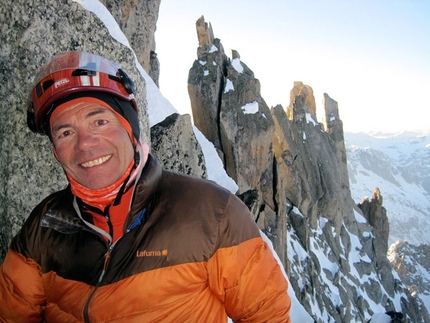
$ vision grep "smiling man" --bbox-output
[50,100,135,190]
[0,52,291,322]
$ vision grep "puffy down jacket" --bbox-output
[0,154,291,322]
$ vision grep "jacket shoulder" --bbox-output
[161,170,231,200]
[10,187,83,255]
[160,170,260,245]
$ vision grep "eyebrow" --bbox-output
[86,108,108,118]
[52,108,108,133]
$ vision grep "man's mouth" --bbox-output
[81,155,112,168]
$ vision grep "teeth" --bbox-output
[81,155,112,168]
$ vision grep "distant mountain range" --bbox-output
[345,131,430,245]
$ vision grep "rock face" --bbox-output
[188,16,227,154]
[100,0,161,85]
[187,16,426,322]
[150,113,207,178]
[358,188,390,255]
[323,93,349,192]
[188,16,279,264]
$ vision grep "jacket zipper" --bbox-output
[81,209,146,322]
[99,244,113,282]
[83,213,114,323]
[83,243,113,323]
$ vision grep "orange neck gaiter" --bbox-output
[69,144,146,242]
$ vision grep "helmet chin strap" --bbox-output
[133,145,140,168]
[112,162,135,206]
[112,142,143,206]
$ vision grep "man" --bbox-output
[0,52,291,322]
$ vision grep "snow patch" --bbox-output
[231,58,244,73]
[305,113,318,126]
[209,44,218,53]
[224,79,234,93]
[354,209,368,223]
[241,101,258,114]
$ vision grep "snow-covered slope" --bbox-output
[345,132,430,245]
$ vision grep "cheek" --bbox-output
[113,129,134,159]
[120,140,135,165]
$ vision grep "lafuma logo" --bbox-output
[136,249,168,257]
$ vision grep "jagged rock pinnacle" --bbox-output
[196,15,214,50]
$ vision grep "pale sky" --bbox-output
[155,0,430,134]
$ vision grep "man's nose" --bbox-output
[75,129,99,151]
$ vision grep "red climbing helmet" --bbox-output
[27,51,137,134]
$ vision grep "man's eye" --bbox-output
[95,120,108,126]
[60,130,71,138]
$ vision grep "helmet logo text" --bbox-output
[54,78,70,89]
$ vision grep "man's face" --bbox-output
[51,101,134,190]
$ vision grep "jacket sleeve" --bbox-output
[207,194,292,322]
[0,250,46,323]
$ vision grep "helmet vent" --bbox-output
[36,79,54,98]
[72,68,97,77]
